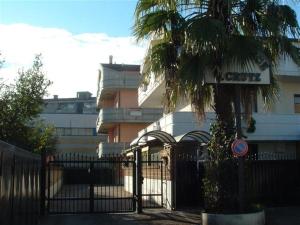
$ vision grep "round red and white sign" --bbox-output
[231,139,248,157]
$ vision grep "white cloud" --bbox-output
[0,23,147,98]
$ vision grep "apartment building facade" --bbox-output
[96,58,163,156]
[136,51,300,159]
[40,91,103,155]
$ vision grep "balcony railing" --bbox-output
[98,142,130,157]
[98,73,140,96]
[96,108,163,132]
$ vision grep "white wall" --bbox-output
[124,176,173,210]
[40,113,98,128]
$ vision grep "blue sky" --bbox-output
[0,0,139,36]
[0,0,300,98]
[1,0,300,36]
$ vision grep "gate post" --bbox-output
[132,150,136,211]
[136,148,142,214]
[40,150,46,216]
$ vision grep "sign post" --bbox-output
[233,85,245,213]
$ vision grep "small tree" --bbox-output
[0,54,56,153]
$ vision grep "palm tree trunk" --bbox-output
[213,84,235,144]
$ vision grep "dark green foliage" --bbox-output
[203,120,237,212]
[203,160,239,213]
[0,54,56,153]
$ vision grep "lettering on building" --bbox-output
[221,72,261,82]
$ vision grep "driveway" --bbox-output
[40,208,202,225]
[40,207,300,225]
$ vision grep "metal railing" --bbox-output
[0,141,41,225]
[98,74,140,95]
[97,108,163,125]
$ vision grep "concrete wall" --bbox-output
[119,124,149,142]
[119,90,138,108]
[107,123,149,143]
[56,136,99,154]
[257,79,300,114]
[101,98,115,108]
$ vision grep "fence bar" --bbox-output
[136,148,142,213]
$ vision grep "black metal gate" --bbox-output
[44,153,135,214]
[175,153,204,209]
[141,158,163,208]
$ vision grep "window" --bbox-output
[83,102,97,114]
[55,128,95,136]
[241,92,257,114]
[295,95,300,113]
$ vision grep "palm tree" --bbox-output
[134,0,300,212]
[134,0,300,151]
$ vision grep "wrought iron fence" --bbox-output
[200,153,300,208]
[0,140,41,225]
[44,153,136,214]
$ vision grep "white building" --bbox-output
[40,91,105,155]
[136,52,300,159]
[95,57,163,156]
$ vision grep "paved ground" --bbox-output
[40,208,202,225]
[40,207,300,225]
[265,207,300,225]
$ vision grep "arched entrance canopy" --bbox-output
[130,130,210,148]
[178,130,211,144]
[130,130,176,147]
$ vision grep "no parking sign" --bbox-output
[231,139,248,157]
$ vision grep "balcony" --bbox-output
[96,108,163,132]
[275,55,300,79]
[97,70,140,106]
[137,112,300,142]
[97,142,130,157]
[138,73,165,108]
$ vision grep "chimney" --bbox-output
[109,55,113,64]
[53,95,58,99]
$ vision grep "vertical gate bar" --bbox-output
[58,154,61,213]
[104,159,106,212]
[156,155,158,207]
[136,148,142,213]
[100,159,103,212]
[40,151,46,216]
[76,153,79,212]
[89,161,94,213]
[10,155,15,225]
[119,156,121,212]
[81,154,84,212]
[67,153,70,213]
[72,153,74,213]
[47,160,50,213]
[110,155,113,212]
[109,158,111,212]
[132,153,136,212]
[161,161,163,207]
[95,157,98,212]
